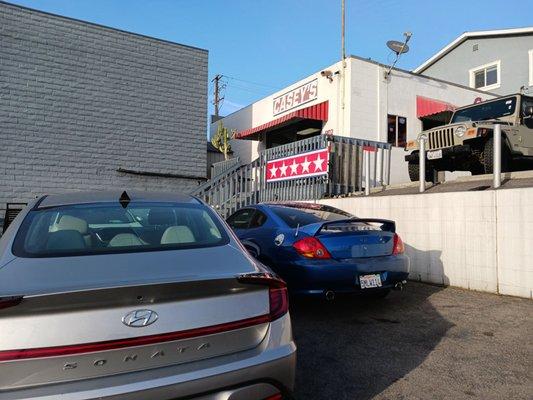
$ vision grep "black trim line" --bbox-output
[31,195,48,210]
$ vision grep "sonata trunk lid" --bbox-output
[0,246,269,390]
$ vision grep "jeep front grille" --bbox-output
[427,128,455,150]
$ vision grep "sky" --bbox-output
[7,0,533,117]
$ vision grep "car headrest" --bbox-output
[108,233,145,247]
[147,208,175,226]
[161,226,195,244]
[51,215,88,235]
[46,230,86,251]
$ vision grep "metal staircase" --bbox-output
[192,135,392,217]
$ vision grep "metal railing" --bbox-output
[211,157,241,178]
[193,135,392,217]
[417,123,503,192]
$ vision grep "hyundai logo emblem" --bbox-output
[122,309,158,328]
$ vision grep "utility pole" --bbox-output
[341,0,345,61]
[340,0,346,135]
[212,74,224,118]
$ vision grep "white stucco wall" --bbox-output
[347,57,495,183]
[211,56,496,181]
[318,187,533,299]
[210,61,344,163]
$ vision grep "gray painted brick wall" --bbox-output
[0,2,208,227]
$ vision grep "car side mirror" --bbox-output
[525,106,533,118]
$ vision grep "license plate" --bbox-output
[360,274,382,289]
[427,149,442,160]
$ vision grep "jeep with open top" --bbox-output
[405,94,533,181]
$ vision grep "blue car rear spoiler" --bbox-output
[298,218,396,236]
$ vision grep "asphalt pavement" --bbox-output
[290,282,532,400]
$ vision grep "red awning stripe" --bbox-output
[416,96,456,118]
[235,101,329,139]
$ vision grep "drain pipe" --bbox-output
[419,135,427,193]
[493,124,502,189]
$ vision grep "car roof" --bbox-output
[36,190,199,209]
[260,201,350,213]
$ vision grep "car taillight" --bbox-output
[392,233,405,255]
[237,272,289,321]
[292,237,331,259]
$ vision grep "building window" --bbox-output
[387,115,407,147]
[529,49,533,86]
[469,60,500,90]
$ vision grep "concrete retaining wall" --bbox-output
[318,187,533,299]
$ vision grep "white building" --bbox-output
[211,56,496,184]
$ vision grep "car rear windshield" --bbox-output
[270,205,353,228]
[12,202,229,258]
[451,97,517,123]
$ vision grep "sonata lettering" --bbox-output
[63,362,77,370]
[150,350,165,358]
[197,342,210,350]
[124,354,138,362]
[273,79,318,116]
[59,341,212,372]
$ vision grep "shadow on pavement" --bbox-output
[291,282,453,400]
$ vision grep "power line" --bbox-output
[221,74,280,90]
[225,83,271,95]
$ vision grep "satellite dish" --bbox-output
[387,40,409,55]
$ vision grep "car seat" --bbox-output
[161,226,195,244]
[50,215,91,247]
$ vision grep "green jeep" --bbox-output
[405,94,533,182]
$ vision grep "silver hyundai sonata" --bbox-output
[0,191,296,400]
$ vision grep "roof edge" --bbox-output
[0,0,208,53]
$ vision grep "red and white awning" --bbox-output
[416,96,456,118]
[235,101,329,139]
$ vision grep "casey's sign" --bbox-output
[273,79,318,116]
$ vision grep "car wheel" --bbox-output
[483,137,511,174]
[408,162,434,183]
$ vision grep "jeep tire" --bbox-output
[408,162,434,182]
[483,137,511,174]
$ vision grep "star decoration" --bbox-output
[313,154,324,171]
[279,162,288,176]
[269,164,278,178]
[301,157,311,173]
[289,159,299,175]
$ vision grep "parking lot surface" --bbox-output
[291,282,532,400]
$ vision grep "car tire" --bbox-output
[408,162,434,183]
[483,137,511,174]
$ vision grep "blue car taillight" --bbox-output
[292,237,331,259]
[392,233,405,255]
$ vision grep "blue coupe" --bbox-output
[226,202,410,299]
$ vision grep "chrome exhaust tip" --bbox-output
[394,280,407,291]
[325,290,335,301]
